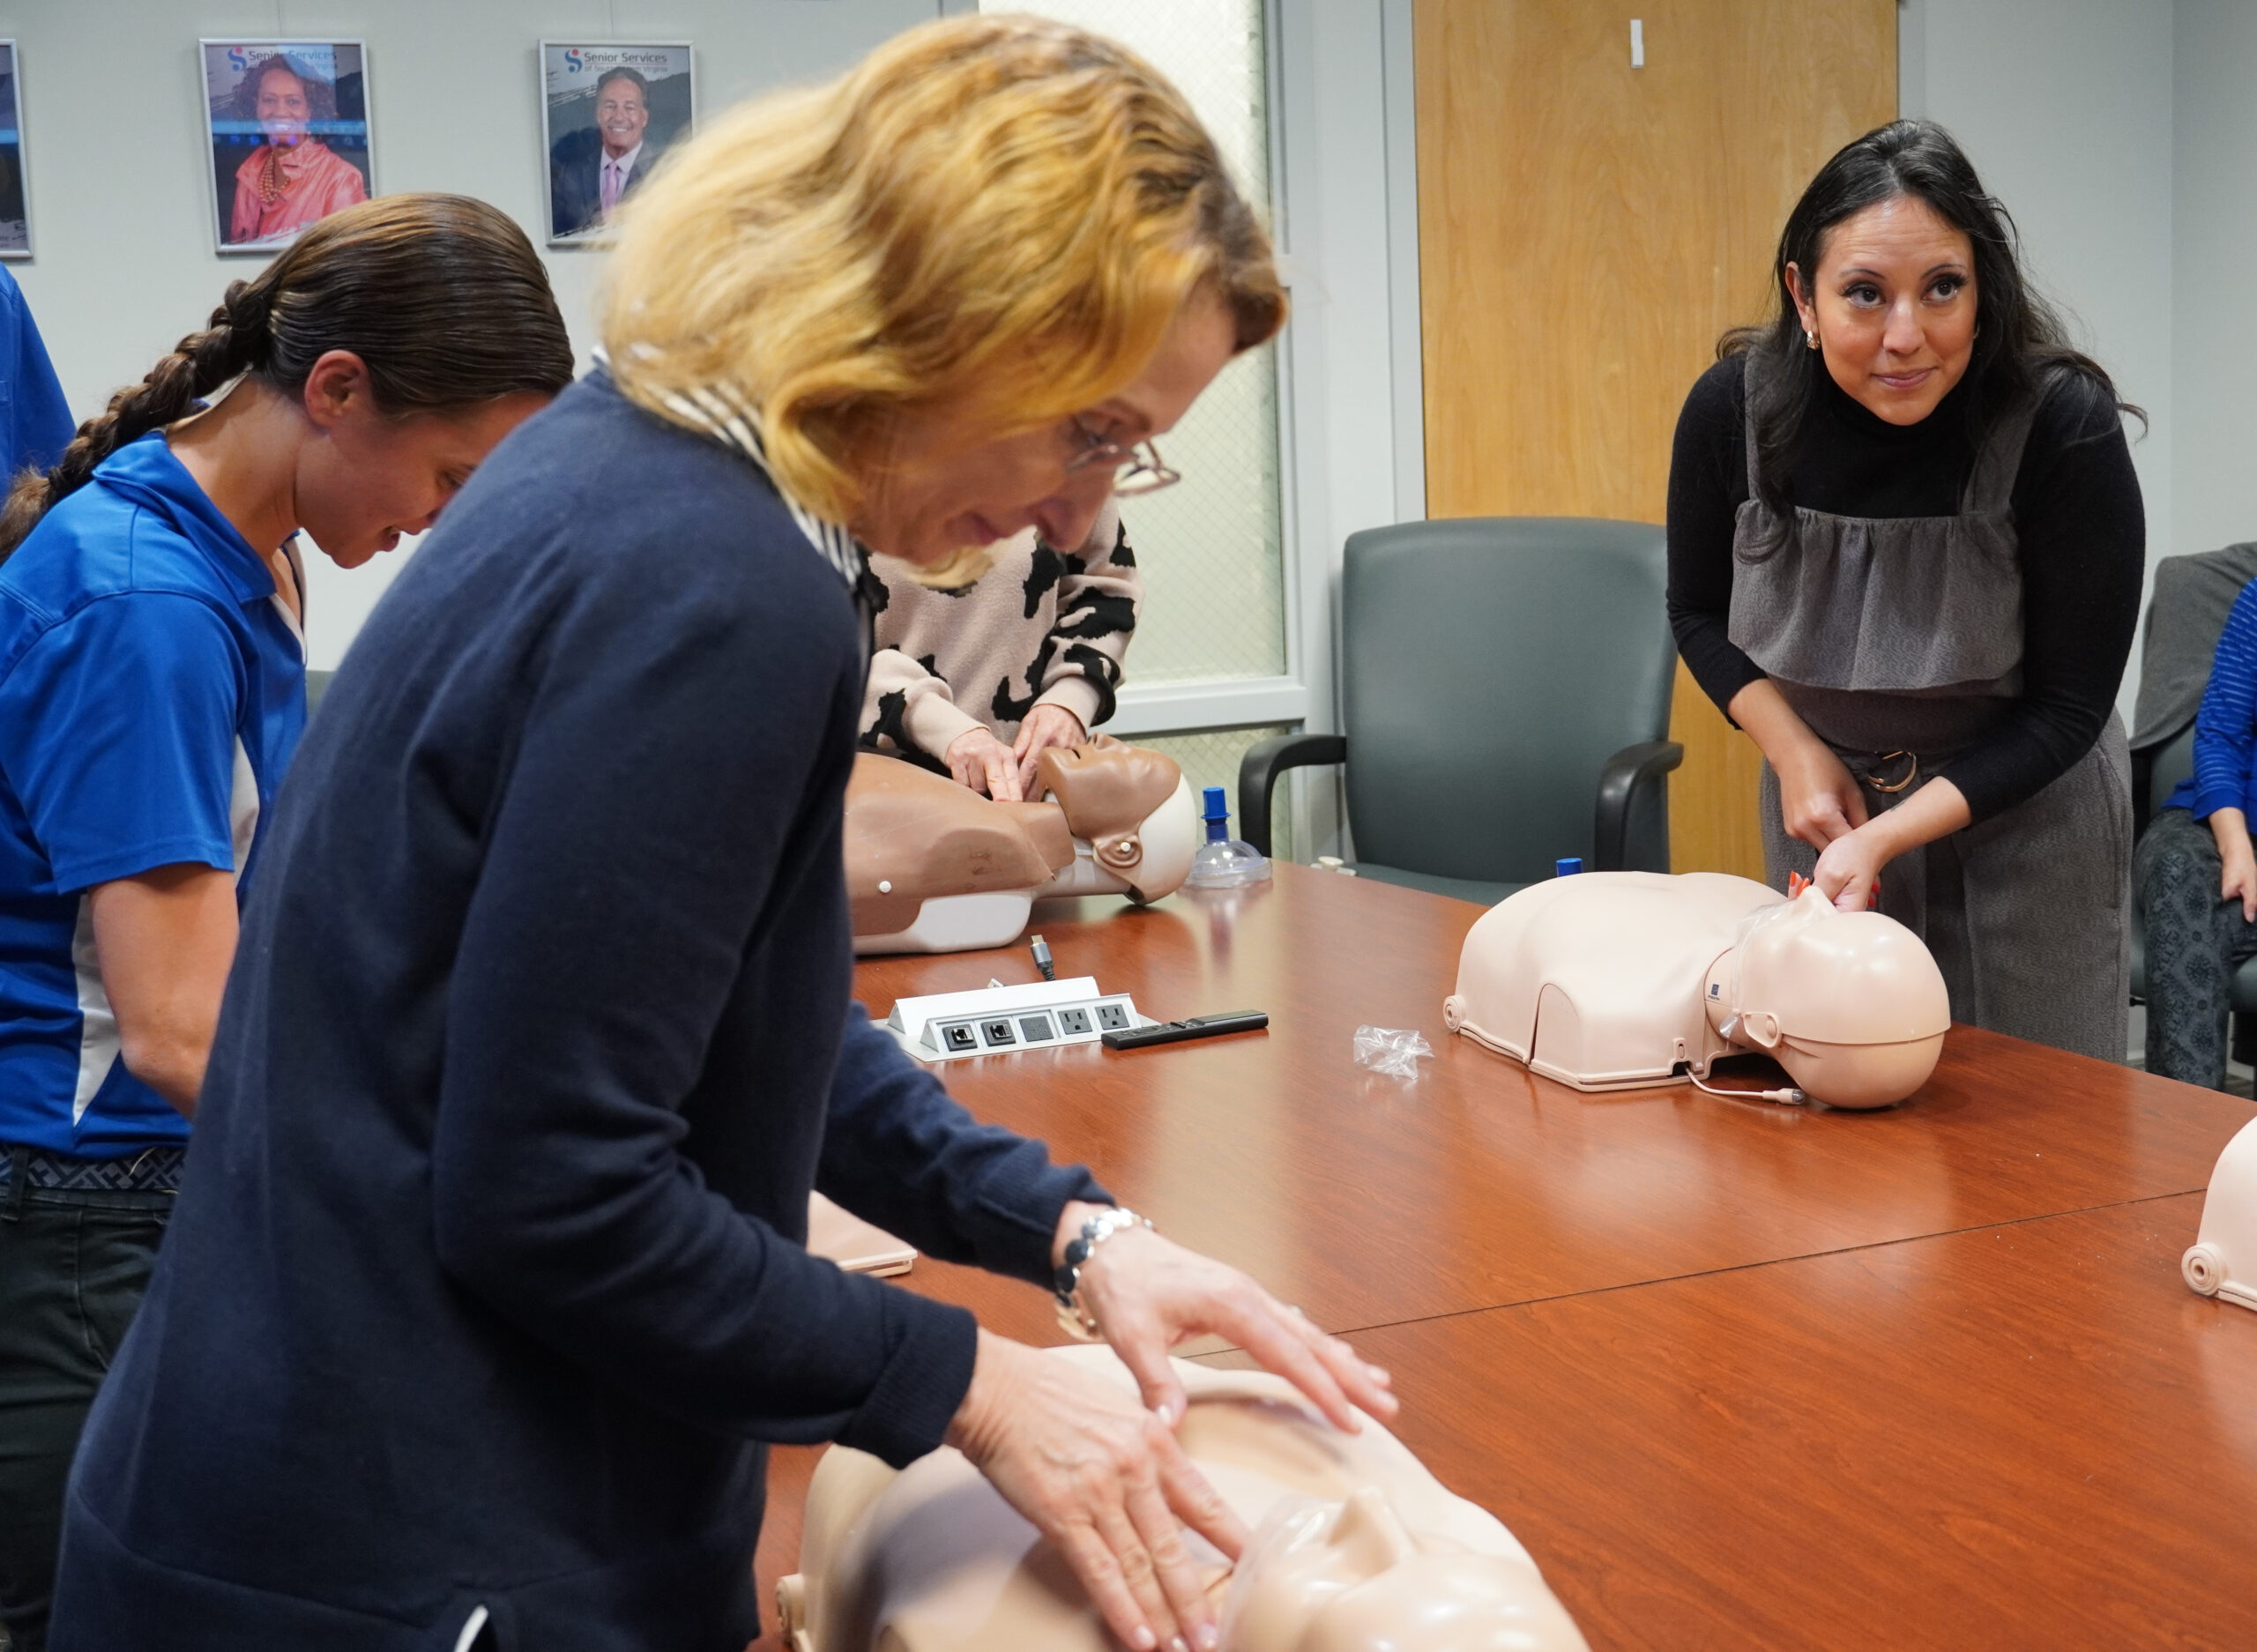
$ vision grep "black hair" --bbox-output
[1721,119,2142,539]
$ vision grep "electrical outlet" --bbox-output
[886,980,1149,1063]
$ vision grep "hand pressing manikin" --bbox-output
[935,1209,1396,1652]
[783,1340,1586,1652]
[945,703,1090,801]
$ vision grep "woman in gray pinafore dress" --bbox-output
[1666,121,2146,1063]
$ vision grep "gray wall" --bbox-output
[0,0,939,666]
[2172,1,2257,577]
[1902,0,2177,720]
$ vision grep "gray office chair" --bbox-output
[2127,543,2257,1055]
[1239,517,1682,906]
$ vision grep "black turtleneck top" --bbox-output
[1665,351,2145,822]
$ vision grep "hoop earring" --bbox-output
[1805,329,1820,351]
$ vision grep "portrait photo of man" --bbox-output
[540,44,693,245]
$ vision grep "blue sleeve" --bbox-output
[0,272,73,474]
[0,592,243,892]
[818,1006,1109,1290]
[2192,578,2257,822]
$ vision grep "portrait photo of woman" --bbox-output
[200,41,372,254]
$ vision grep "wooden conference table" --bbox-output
[752,864,2257,1650]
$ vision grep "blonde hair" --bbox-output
[601,14,1284,538]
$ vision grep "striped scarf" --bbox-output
[652,383,868,595]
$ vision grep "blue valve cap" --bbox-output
[1555,857,1583,877]
[1202,785,1230,822]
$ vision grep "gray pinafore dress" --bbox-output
[1729,360,2130,1061]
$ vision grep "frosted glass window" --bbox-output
[980,0,1286,688]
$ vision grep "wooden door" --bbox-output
[1414,0,1896,877]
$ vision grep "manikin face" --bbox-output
[293,355,548,568]
[256,68,313,146]
[1786,194,1978,428]
[1706,889,1951,1110]
[596,79,649,158]
[852,286,1238,569]
[1218,1491,1587,1652]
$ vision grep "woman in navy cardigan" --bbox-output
[54,19,1391,1652]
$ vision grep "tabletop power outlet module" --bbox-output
[883,978,1158,1063]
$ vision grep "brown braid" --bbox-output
[0,283,267,561]
[0,192,573,563]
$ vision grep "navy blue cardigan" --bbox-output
[54,374,1107,1651]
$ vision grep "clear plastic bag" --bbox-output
[1352,1024,1433,1078]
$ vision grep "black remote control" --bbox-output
[1100,1011,1269,1050]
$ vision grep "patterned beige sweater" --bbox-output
[859,500,1141,766]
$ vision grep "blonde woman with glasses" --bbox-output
[53,19,1392,1652]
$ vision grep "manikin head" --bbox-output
[1219,1490,1588,1652]
[1705,889,1950,1109]
[843,740,1196,949]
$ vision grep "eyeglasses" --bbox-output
[1061,417,1181,496]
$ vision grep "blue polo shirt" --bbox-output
[0,433,304,1157]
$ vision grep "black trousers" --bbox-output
[0,1173,171,1652]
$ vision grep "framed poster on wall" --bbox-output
[0,42,29,258]
[540,42,694,245]
[201,41,373,255]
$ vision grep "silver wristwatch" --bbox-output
[1052,1206,1152,1341]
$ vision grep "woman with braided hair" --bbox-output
[0,192,570,1652]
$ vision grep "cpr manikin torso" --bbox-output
[1443,873,1950,1109]
[846,737,1197,955]
[778,1346,1587,1652]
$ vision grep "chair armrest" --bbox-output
[1238,733,1348,858]
[1593,740,1684,872]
